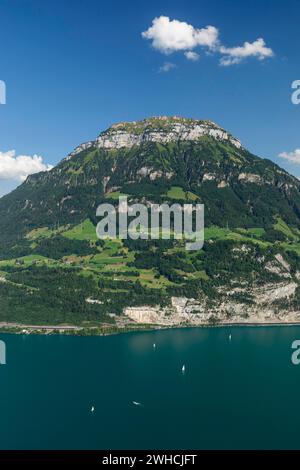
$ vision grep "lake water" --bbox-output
[0,326,300,449]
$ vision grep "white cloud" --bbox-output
[0,150,53,182]
[142,16,274,67]
[159,62,177,73]
[142,16,219,54]
[279,149,300,164]
[184,51,200,61]
[219,38,274,66]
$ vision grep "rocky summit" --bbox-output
[1,116,300,333]
[69,116,242,157]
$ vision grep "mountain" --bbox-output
[1,116,300,333]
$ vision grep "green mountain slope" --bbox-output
[1,116,300,331]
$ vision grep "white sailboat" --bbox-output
[153,343,156,349]
[182,364,186,374]
[91,406,95,413]
[132,401,142,406]
[229,334,232,341]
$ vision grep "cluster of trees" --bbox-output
[1,264,169,324]
[0,238,32,260]
[127,246,193,282]
[0,285,106,326]
[34,235,97,259]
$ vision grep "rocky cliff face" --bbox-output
[69,116,242,157]
[124,282,300,327]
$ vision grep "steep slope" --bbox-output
[1,117,300,245]
[1,116,300,331]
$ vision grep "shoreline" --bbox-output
[1,319,300,337]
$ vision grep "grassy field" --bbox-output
[0,254,54,268]
[164,186,199,201]
[204,225,270,247]
[274,217,298,240]
[62,219,98,242]
[26,227,55,240]
[104,191,128,200]
[236,227,266,237]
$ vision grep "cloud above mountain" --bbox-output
[219,38,274,66]
[142,16,219,54]
[184,51,200,61]
[159,62,177,72]
[279,149,300,164]
[0,150,53,182]
[142,16,274,67]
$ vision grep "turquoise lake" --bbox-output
[0,326,300,449]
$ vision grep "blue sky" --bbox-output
[0,0,299,196]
